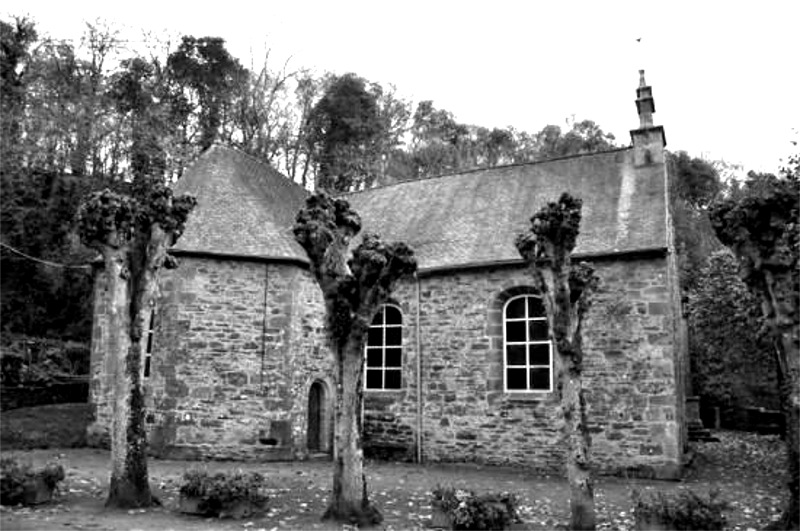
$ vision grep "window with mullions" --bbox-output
[364,305,403,390]
[504,295,552,392]
[143,309,155,378]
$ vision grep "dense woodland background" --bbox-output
[0,16,787,414]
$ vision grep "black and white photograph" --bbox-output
[1,1,798,529]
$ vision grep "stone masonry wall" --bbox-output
[362,256,684,477]
[86,266,112,447]
[89,251,684,475]
[88,256,332,460]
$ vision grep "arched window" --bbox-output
[365,304,403,390]
[504,295,552,392]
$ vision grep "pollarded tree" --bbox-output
[76,181,195,508]
[709,162,799,530]
[293,192,416,525]
[515,193,598,531]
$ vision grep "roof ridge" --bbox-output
[342,146,633,197]
[179,143,238,180]
[210,143,290,178]
[178,144,216,182]
[190,142,307,193]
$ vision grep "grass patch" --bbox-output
[1,403,92,449]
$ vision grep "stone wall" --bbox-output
[88,256,332,460]
[362,256,685,477]
[86,266,112,446]
[89,251,685,475]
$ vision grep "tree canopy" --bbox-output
[667,151,725,291]
[305,73,384,192]
[687,250,776,408]
[167,36,247,151]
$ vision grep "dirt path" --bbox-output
[0,431,788,530]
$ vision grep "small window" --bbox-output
[365,305,403,390]
[143,309,155,378]
[504,295,552,392]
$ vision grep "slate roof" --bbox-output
[173,144,668,272]
[172,144,309,262]
[345,147,668,272]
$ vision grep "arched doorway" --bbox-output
[307,380,331,454]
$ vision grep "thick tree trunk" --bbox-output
[104,224,174,509]
[323,337,382,526]
[561,368,596,530]
[542,262,596,531]
[765,270,799,530]
[103,247,153,508]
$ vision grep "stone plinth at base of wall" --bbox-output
[155,444,294,461]
[85,425,295,461]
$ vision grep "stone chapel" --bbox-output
[88,71,689,479]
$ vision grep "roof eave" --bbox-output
[166,245,669,277]
[169,248,310,268]
[416,246,669,277]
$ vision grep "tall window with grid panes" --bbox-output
[364,305,403,390]
[504,295,552,392]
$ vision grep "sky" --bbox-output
[5,0,799,174]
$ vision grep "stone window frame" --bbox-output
[487,286,553,396]
[364,304,403,391]
[503,294,552,393]
[143,308,156,379]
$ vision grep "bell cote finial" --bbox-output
[635,71,655,128]
[630,70,666,164]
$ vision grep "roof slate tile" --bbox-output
[346,147,667,271]
[172,145,667,272]
[172,145,309,262]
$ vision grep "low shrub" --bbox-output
[632,488,727,530]
[0,457,65,506]
[431,484,520,530]
[178,469,269,518]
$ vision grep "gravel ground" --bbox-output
[0,429,789,530]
